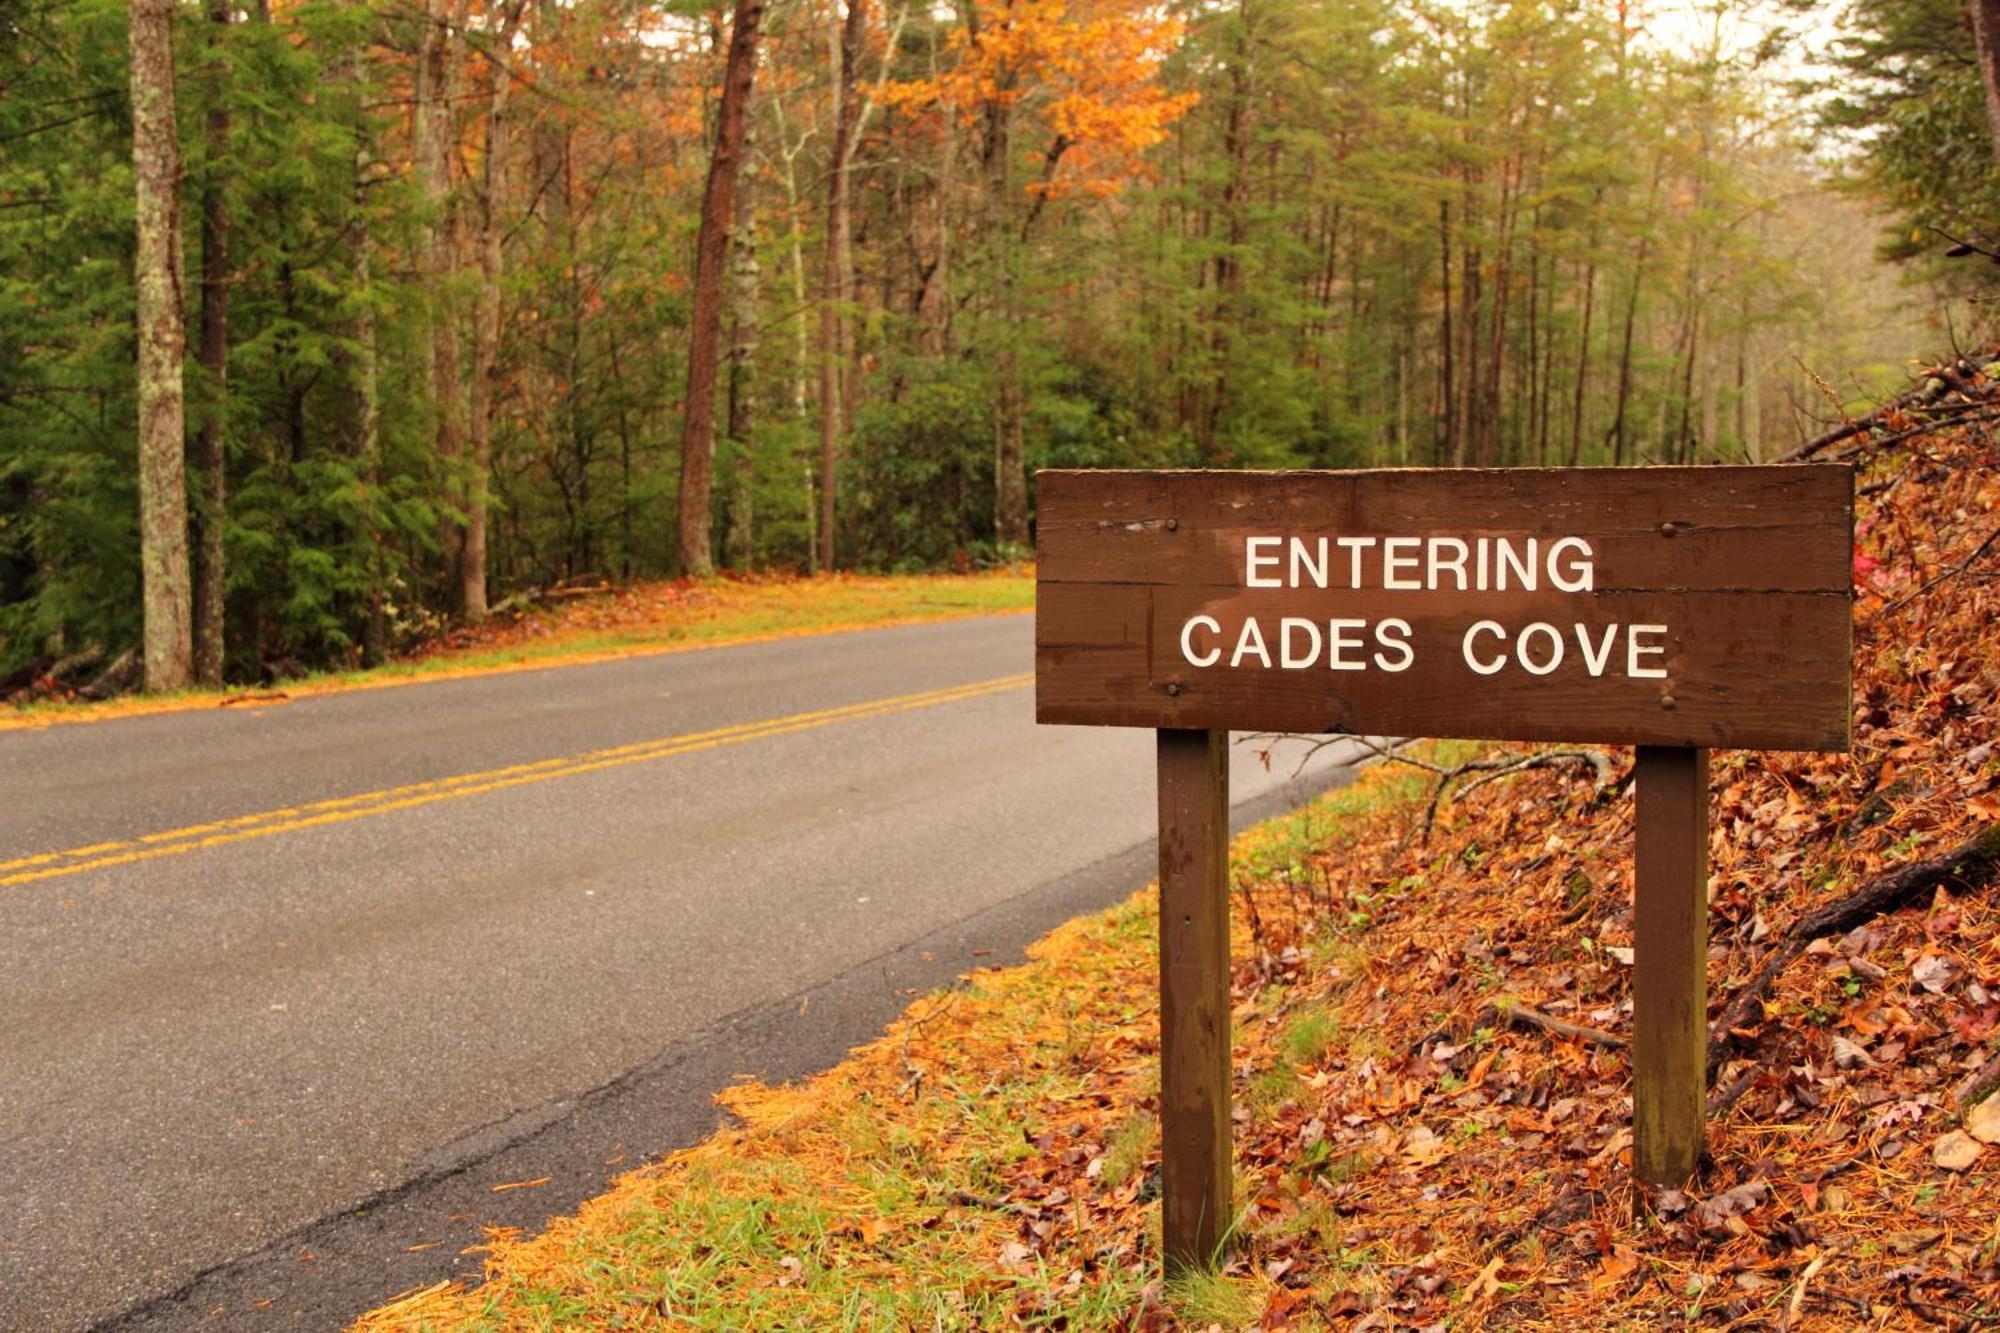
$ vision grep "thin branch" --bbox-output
[1875,524,2000,618]
[1487,997,1625,1049]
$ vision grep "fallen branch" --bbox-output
[1409,748,1620,848]
[1707,1066,1760,1118]
[1484,997,1626,1050]
[1953,1049,2000,1113]
[1875,524,2000,619]
[1240,732,1430,780]
[77,649,137,701]
[1707,823,2000,1077]
[1901,1295,2000,1327]
[1832,411,2000,463]
[1777,375,1992,462]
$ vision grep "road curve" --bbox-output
[0,615,1362,1330]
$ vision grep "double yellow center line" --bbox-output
[0,672,1032,890]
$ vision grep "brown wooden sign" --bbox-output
[1033,463,1855,1276]
[1037,465,1853,751]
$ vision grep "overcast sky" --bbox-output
[1638,0,1846,71]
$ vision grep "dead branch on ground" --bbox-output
[1483,997,1626,1050]
[1706,823,2000,1078]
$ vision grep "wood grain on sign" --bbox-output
[1035,466,1854,751]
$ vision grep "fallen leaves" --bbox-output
[1966,1094,2000,1145]
[1933,1130,1985,1172]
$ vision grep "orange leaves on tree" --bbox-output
[883,0,1196,202]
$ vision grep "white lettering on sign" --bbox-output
[1173,534,1672,680]
[1243,534,1598,592]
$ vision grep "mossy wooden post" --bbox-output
[1157,728,1231,1274]
[1634,745,1709,1185]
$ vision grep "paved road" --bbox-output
[0,615,1361,1330]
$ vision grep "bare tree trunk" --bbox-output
[1567,230,1598,466]
[1608,237,1645,467]
[769,92,814,569]
[331,35,387,665]
[1478,154,1518,466]
[129,0,193,693]
[769,92,812,420]
[355,134,387,666]
[988,100,1028,547]
[817,0,863,571]
[417,0,470,602]
[1970,0,2000,165]
[1201,10,1252,463]
[920,15,955,359]
[967,0,1028,547]
[464,0,527,618]
[725,129,761,572]
[1436,197,1454,465]
[677,0,764,579]
[190,0,231,685]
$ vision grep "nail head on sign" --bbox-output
[1660,521,1678,537]
[1165,517,1180,532]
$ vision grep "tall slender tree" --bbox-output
[676,0,765,577]
[724,127,761,571]
[128,0,194,691]
[191,0,231,684]
[465,0,529,618]
[417,0,470,601]
[817,0,864,572]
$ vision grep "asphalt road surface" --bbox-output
[0,614,1364,1330]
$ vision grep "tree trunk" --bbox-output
[971,0,1028,547]
[817,0,863,571]
[465,0,527,617]
[677,0,764,579]
[417,0,471,603]
[1609,234,1648,466]
[1567,232,1598,466]
[1201,11,1252,463]
[1970,0,2000,166]
[1478,155,1518,466]
[725,129,761,572]
[1436,197,1454,465]
[355,127,387,667]
[129,0,193,693]
[189,0,230,686]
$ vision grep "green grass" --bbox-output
[1276,1005,1341,1069]
[1097,1111,1157,1191]
[1166,1268,1264,1326]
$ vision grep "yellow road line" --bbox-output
[1,675,1017,875]
[1,673,1031,889]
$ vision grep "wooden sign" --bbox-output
[1037,466,1852,750]
[1033,465,1854,1275]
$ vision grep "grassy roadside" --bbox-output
[354,757,1448,1332]
[0,570,1032,732]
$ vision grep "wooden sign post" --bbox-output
[1034,466,1853,1272]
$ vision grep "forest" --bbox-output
[0,0,1971,690]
